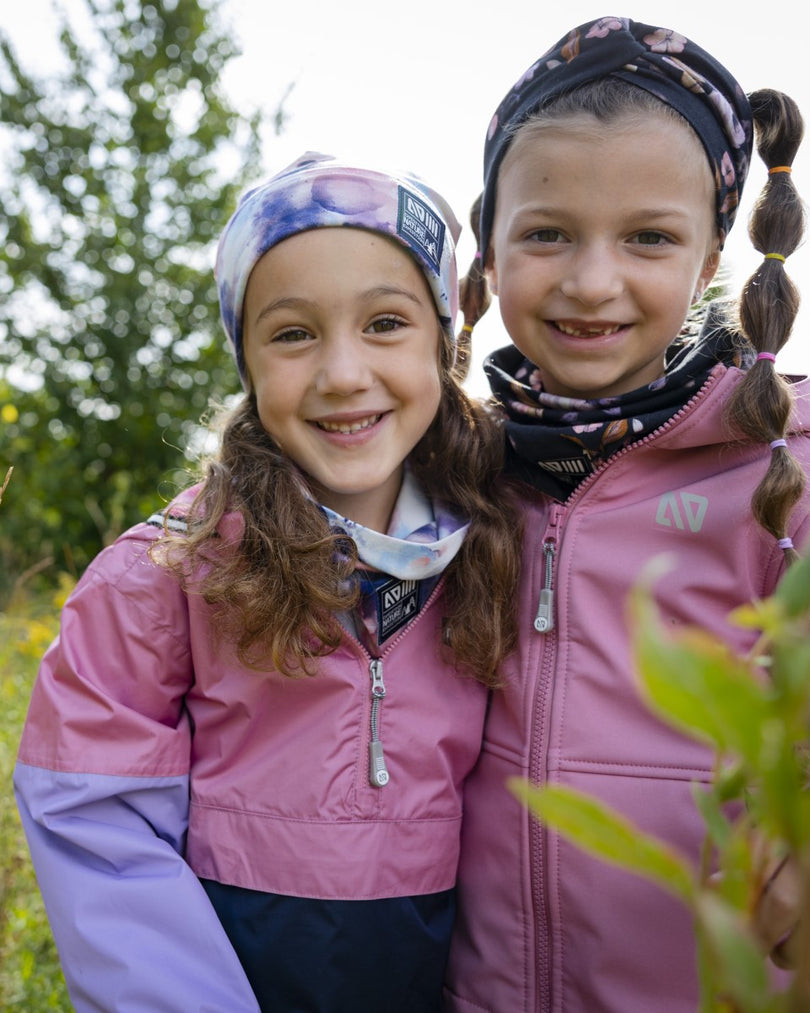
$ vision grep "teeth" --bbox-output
[317,414,381,434]
[557,322,622,337]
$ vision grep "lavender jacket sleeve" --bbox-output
[13,527,260,1013]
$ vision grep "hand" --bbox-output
[755,853,801,968]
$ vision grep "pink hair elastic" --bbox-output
[757,352,777,362]
[770,439,788,450]
[777,537,794,551]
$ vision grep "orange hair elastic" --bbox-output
[768,166,792,174]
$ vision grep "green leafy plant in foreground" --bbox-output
[511,551,810,1013]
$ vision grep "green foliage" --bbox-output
[510,780,696,903]
[1,580,74,1009]
[0,0,269,601]
[512,552,810,1012]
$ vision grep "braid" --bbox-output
[455,193,493,382]
[725,89,807,565]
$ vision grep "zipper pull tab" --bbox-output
[369,740,390,786]
[368,659,389,787]
[370,659,386,699]
[534,540,556,633]
[534,589,554,633]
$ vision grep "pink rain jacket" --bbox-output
[445,366,810,1013]
[15,494,487,1012]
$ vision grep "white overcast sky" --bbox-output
[5,0,810,394]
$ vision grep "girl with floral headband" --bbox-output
[445,17,810,1012]
[14,153,522,1012]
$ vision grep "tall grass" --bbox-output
[1,578,73,1010]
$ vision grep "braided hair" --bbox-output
[725,89,806,565]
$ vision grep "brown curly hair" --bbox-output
[153,331,522,686]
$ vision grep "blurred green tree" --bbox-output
[0,0,274,598]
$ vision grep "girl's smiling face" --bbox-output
[242,227,442,532]
[487,112,720,400]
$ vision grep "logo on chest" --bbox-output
[655,492,709,532]
[377,578,420,642]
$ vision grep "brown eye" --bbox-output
[634,231,668,246]
[272,328,312,343]
[530,228,564,243]
[368,316,405,334]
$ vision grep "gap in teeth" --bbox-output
[557,322,621,337]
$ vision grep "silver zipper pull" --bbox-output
[534,589,554,632]
[534,540,556,633]
[368,659,389,786]
[370,659,385,699]
[369,740,389,786]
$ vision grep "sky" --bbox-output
[4,0,810,395]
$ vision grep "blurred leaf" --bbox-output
[770,552,810,620]
[509,779,695,903]
[630,585,770,764]
[694,893,771,1011]
[692,780,734,852]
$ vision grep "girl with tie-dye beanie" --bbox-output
[14,153,522,1012]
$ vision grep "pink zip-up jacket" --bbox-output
[14,495,487,1012]
[445,366,810,1013]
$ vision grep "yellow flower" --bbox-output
[1,404,19,424]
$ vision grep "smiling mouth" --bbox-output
[555,322,624,338]
[315,414,383,434]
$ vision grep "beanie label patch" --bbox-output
[397,187,445,274]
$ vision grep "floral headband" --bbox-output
[480,16,754,256]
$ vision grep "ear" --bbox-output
[695,249,721,301]
[485,250,498,296]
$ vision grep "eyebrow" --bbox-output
[253,285,424,325]
[626,208,694,221]
[513,204,693,220]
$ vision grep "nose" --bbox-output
[559,243,624,307]
[314,331,373,396]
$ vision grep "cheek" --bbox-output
[253,372,297,440]
[410,356,443,433]
[496,278,536,341]
[494,257,539,310]
[255,403,285,448]
[419,365,443,422]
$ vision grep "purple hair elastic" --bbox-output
[777,537,794,551]
[757,352,777,362]
[770,439,788,450]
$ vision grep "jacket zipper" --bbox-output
[526,373,727,1009]
[527,512,561,1011]
[534,504,563,636]
[368,658,389,787]
[534,539,556,633]
[529,375,720,636]
[351,577,446,790]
